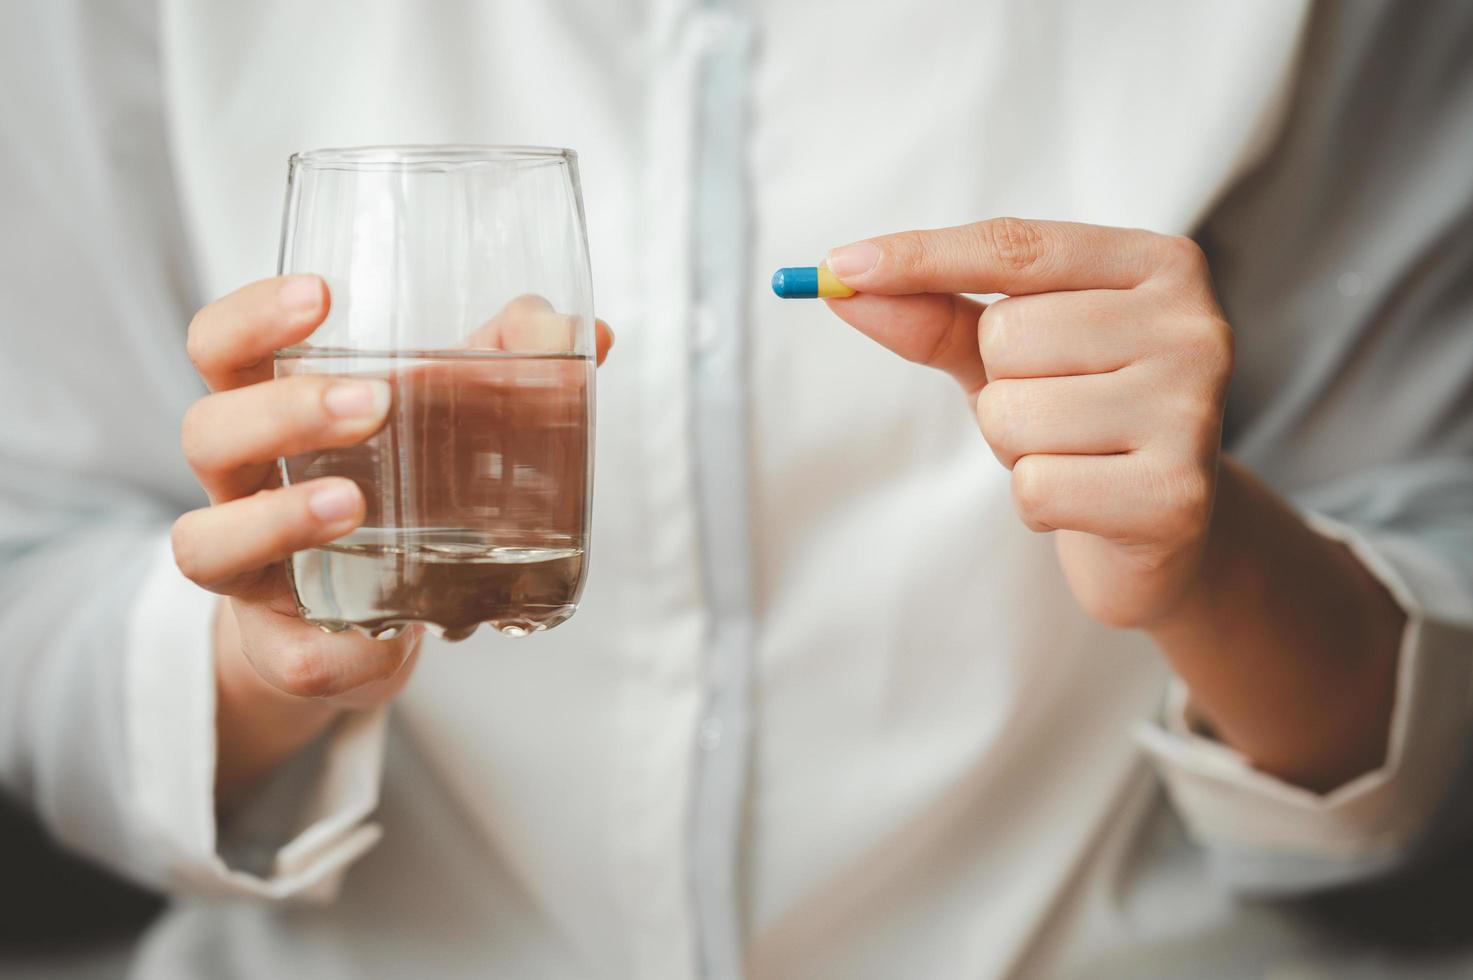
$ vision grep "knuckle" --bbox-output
[891,231,931,278]
[263,487,312,549]
[1153,464,1213,537]
[1159,235,1209,277]
[1010,456,1050,525]
[184,309,211,372]
[178,403,204,465]
[983,217,1046,275]
[293,374,330,419]
[1183,313,1232,357]
[977,301,1016,368]
[170,514,206,584]
[179,400,213,468]
[1204,317,1235,377]
[975,382,1022,464]
[504,293,554,315]
[274,375,328,431]
[270,640,337,699]
[1174,391,1222,439]
[1175,315,1235,390]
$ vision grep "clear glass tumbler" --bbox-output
[275,145,595,640]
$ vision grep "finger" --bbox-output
[1010,452,1210,544]
[823,292,989,395]
[461,295,613,364]
[182,375,391,501]
[171,478,364,594]
[825,218,1172,297]
[187,275,330,391]
[1010,453,1139,537]
[979,291,1163,382]
[975,375,1142,469]
[595,320,614,365]
[476,294,574,351]
[232,599,422,701]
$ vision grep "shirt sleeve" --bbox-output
[1144,0,1473,892]
[0,0,387,903]
[126,533,389,902]
[1135,511,1473,894]
[0,522,390,904]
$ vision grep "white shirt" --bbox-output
[4,1,1473,978]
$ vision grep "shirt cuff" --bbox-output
[1135,512,1473,876]
[124,532,388,901]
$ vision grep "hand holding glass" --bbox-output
[276,146,596,640]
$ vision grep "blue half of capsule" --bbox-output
[772,266,820,298]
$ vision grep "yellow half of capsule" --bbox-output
[816,264,856,298]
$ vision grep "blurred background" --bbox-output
[1,791,161,978]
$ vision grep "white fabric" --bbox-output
[126,534,387,901]
[3,1,1473,978]
[1137,514,1473,866]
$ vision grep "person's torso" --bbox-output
[147,2,1310,977]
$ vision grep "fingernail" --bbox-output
[278,275,322,313]
[308,482,359,522]
[825,242,880,280]
[324,379,391,420]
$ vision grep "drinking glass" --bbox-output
[275,145,595,640]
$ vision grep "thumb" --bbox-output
[823,291,988,395]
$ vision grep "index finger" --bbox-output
[187,275,330,391]
[825,218,1165,297]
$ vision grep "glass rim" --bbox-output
[289,143,577,171]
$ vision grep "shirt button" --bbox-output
[698,717,723,751]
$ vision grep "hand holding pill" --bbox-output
[792,218,1235,632]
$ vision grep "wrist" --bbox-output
[1142,457,1404,791]
[214,601,339,806]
